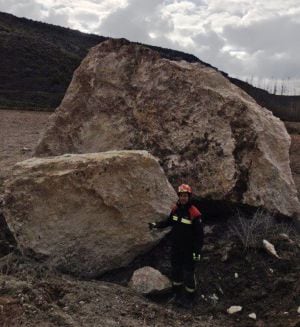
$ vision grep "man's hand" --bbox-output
[148,222,157,230]
[193,252,201,262]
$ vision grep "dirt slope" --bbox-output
[0,109,50,193]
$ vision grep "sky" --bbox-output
[1,0,300,95]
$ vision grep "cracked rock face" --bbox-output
[35,38,300,218]
[3,151,177,277]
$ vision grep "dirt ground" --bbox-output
[0,109,50,193]
[0,109,299,327]
[0,216,299,327]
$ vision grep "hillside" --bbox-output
[0,11,300,121]
[0,11,106,109]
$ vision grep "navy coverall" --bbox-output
[155,202,204,293]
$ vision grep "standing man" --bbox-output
[149,184,204,308]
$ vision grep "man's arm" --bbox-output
[148,213,173,229]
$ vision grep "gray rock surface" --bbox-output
[35,38,300,218]
[3,150,177,277]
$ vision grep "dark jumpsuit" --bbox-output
[155,201,204,293]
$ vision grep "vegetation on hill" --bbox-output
[0,12,105,109]
[0,11,299,121]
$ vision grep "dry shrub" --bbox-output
[228,209,296,250]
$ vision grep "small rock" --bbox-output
[129,266,172,295]
[227,306,242,314]
[263,239,280,259]
[269,268,274,274]
[79,301,85,305]
[283,311,289,315]
[248,313,257,320]
[297,306,300,314]
[279,233,294,244]
[234,273,239,278]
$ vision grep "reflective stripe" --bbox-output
[185,286,196,293]
[173,281,183,286]
[172,215,192,225]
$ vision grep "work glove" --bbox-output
[148,222,157,230]
[193,252,201,262]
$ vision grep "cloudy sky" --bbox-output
[1,0,300,94]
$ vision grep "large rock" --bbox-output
[3,150,177,277]
[35,38,300,218]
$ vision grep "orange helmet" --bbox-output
[178,184,192,194]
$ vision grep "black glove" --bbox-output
[148,222,157,230]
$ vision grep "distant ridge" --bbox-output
[0,11,299,121]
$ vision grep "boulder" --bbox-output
[129,266,172,295]
[35,38,300,218]
[3,150,177,277]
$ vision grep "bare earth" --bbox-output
[0,109,299,327]
[0,109,50,192]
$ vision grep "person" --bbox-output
[149,184,204,308]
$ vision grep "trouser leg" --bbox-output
[179,254,197,308]
[171,247,184,298]
[184,268,197,294]
[174,268,195,309]
[171,262,184,289]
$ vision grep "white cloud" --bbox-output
[0,0,128,31]
[0,0,300,93]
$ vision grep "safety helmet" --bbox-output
[178,184,192,194]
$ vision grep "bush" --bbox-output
[228,209,296,250]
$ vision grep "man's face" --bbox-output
[178,192,189,205]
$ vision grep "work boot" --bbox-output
[168,284,183,304]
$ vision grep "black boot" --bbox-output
[168,284,183,304]
[176,290,195,309]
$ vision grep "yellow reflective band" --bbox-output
[185,286,196,293]
[172,216,192,225]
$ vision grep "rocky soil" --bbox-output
[0,109,299,327]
